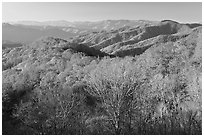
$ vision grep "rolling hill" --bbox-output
[71,20,201,56]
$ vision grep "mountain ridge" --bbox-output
[3,20,201,44]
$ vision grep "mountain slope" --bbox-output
[2,40,23,49]
[2,37,111,71]
[72,20,201,57]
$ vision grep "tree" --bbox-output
[84,57,143,134]
[14,84,83,134]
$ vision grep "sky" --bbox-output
[2,2,202,23]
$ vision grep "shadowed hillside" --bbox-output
[2,40,23,49]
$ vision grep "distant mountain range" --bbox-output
[2,20,202,53]
[2,23,90,44]
[71,20,201,56]
[9,20,159,29]
[2,20,160,44]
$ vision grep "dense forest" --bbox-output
[2,21,202,135]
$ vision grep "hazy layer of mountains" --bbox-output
[3,20,158,43]
[2,19,201,63]
[2,19,202,59]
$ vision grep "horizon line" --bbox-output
[3,19,202,24]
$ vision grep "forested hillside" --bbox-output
[2,20,202,135]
